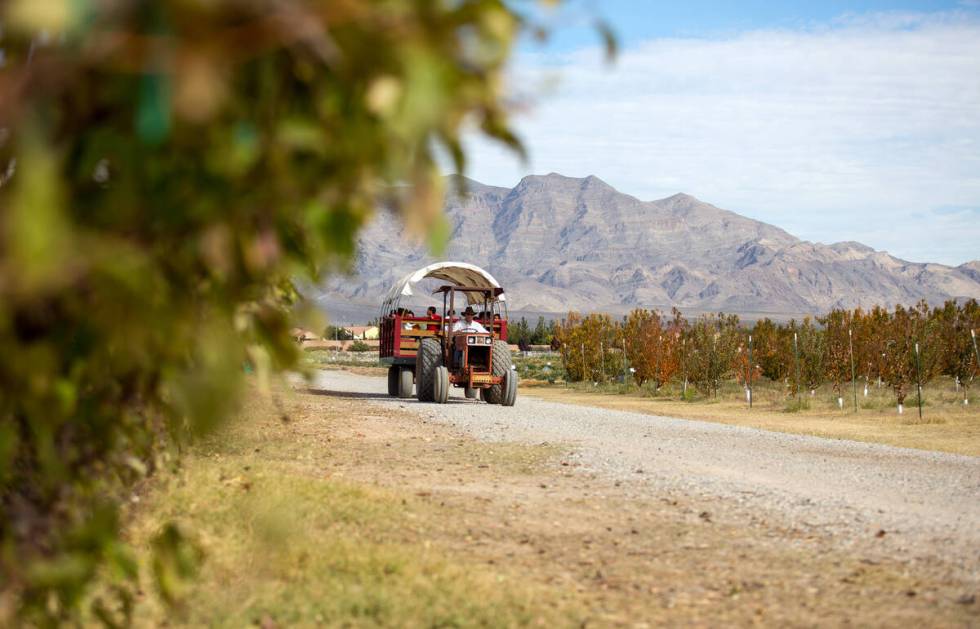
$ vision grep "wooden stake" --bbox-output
[914,341,923,421]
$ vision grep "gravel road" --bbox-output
[308,369,980,581]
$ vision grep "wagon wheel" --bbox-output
[398,367,414,398]
[387,366,399,397]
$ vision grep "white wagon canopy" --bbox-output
[381,261,506,314]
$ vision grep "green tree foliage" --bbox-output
[323,325,354,341]
[531,316,552,345]
[509,316,555,347]
[349,340,371,352]
[682,313,740,397]
[555,313,618,382]
[509,317,532,347]
[751,318,790,382]
[796,317,825,394]
[0,0,553,622]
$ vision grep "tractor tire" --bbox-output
[398,367,414,398]
[464,387,478,399]
[416,338,442,403]
[387,366,399,397]
[483,340,513,405]
[501,369,518,407]
[433,366,450,404]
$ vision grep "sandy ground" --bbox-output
[274,371,980,625]
[307,369,980,589]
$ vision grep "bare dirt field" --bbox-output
[120,370,980,626]
[303,369,978,625]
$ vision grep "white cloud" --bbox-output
[462,12,980,265]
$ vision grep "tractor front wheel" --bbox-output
[464,387,478,399]
[484,340,513,405]
[433,366,450,404]
[502,369,518,406]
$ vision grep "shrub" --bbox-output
[0,0,545,622]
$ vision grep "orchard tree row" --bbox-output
[553,300,980,410]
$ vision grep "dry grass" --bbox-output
[112,385,582,627]
[522,380,980,457]
[103,380,980,627]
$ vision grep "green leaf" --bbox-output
[137,73,172,145]
[4,125,71,290]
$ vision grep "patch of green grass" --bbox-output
[512,353,563,383]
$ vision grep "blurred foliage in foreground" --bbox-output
[0,0,573,623]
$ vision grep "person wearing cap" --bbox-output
[452,306,488,334]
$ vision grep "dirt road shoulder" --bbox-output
[522,384,980,456]
[118,380,979,626]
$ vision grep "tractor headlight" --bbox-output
[484,337,492,345]
[467,336,475,344]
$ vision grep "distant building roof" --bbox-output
[343,325,380,339]
[291,328,321,340]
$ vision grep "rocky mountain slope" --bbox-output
[319,173,980,317]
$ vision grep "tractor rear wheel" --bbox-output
[398,367,414,398]
[433,366,450,404]
[387,366,399,397]
[416,338,442,403]
[483,340,513,404]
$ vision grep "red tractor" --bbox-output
[379,262,517,405]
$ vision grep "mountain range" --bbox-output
[316,173,980,320]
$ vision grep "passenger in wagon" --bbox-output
[403,310,416,331]
[426,306,441,332]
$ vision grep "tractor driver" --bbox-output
[452,306,487,334]
[452,306,487,367]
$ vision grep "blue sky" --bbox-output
[523,0,980,49]
[461,1,980,265]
